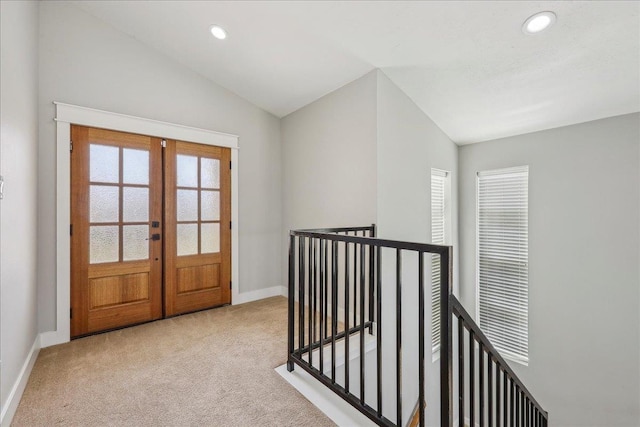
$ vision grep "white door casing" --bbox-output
[41,102,240,347]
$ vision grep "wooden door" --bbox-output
[164,140,231,316]
[71,126,163,337]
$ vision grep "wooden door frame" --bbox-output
[43,102,239,347]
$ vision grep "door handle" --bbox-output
[146,234,161,241]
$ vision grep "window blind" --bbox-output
[431,169,448,351]
[477,166,529,364]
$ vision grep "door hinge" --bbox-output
[70,224,73,236]
[161,139,166,148]
[229,281,232,290]
[229,221,232,229]
[70,141,73,152]
[70,308,73,319]
[229,160,232,170]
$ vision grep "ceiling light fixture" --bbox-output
[210,25,227,40]
[522,11,556,35]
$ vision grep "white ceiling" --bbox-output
[72,1,640,144]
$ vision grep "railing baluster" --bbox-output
[516,385,520,427]
[496,365,501,427]
[324,238,328,340]
[418,252,425,427]
[299,237,305,352]
[440,247,453,427]
[368,228,375,335]
[536,407,540,427]
[521,389,525,427]
[480,343,485,427]
[396,248,402,427]
[312,239,317,366]
[287,234,295,372]
[510,379,515,427]
[504,370,509,427]
[524,392,527,427]
[360,242,366,404]
[319,239,324,372]
[331,240,338,383]
[518,388,527,426]
[488,355,493,427]
[376,246,382,418]
[458,318,464,427]
[353,232,357,328]
[344,241,350,393]
[308,237,314,369]
[469,331,475,427]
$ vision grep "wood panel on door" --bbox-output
[164,140,231,316]
[71,126,163,337]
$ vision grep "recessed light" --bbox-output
[522,11,556,35]
[210,25,227,40]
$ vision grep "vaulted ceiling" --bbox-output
[73,1,639,144]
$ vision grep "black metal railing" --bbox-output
[287,225,450,427]
[440,296,549,427]
[287,225,548,427]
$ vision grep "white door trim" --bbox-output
[41,102,240,347]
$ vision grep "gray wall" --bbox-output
[458,113,640,426]
[281,70,461,423]
[37,2,283,332]
[281,70,378,233]
[0,0,40,417]
[376,70,459,424]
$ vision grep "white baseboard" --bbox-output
[39,330,68,348]
[233,285,287,305]
[275,364,376,427]
[38,286,287,349]
[0,336,41,427]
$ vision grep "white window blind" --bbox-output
[431,169,448,351]
[477,166,529,364]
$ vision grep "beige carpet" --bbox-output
[12,297,335,427]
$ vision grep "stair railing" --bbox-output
[440,294,549,427]
[287,225,548,427]
[287,225,449,426]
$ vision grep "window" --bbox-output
[477,166,529,365]
[431,168,450,353]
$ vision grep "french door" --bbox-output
[70,126,231,337]
[164,141,231,316]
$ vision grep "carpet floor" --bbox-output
[12,296,335,427]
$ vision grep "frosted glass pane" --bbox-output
[123,225,149,261]
[201,223,220,254]
[177,155,198,187]
[90,185,119,223]
[123,187,149,222]
[201,158,220,189]
[90,226,119,264]
[201,191,220,221]
[90,144,119,183]
[177,190,198,221]
[123,149,149,185]
[177,224,198,256]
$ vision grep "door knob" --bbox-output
[146,234,161,241]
